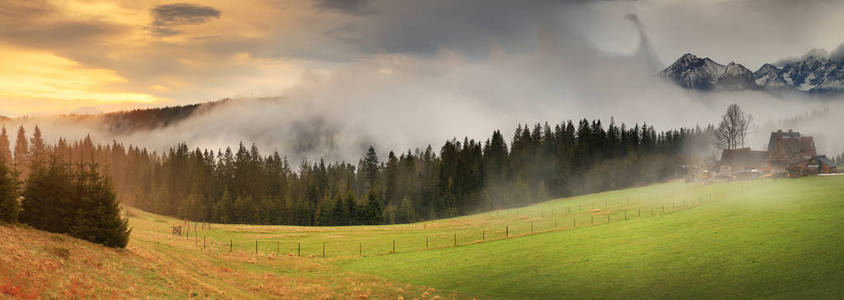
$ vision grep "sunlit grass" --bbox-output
[5,176,843,298]
[338,176,844,299]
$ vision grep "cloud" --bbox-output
[148,3,221,37]
[315,0,371,14]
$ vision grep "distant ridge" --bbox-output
[660,51,844,95]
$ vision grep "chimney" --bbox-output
[788,129,793,133]
[777,130,783,133]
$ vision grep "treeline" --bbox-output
[2,119,714,226]
[0,127,130,248]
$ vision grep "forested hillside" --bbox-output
[2,120,715,226]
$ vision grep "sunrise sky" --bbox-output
[1,0,842,116]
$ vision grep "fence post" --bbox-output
[203,236,206,249]
[255,240,258,254]
[591,215,593,225]
[322,242,325,258]
[454,233,457,246]
[392,240,395,253]
[608,214,610,223]
[298,242,301,257]
[360,242,362,256]
[506,226,509,238]
[482,230,485,241]
[230,240,232,252]
[277,241,280,255]
[425,236,428,249]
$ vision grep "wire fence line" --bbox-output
[171,191,720,258]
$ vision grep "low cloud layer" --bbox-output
[0,0,842,163]
[11,15,844,165]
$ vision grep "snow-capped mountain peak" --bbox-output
[660,52,844,95]
[658,53,725,90]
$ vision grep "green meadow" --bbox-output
[4,176,843,298]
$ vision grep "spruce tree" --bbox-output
[69,164,131,248]
[0,127,11,165]
[214,189,233,223]
[344,191,357,225]
[365,191,383,225]
[0,162,17,223]
[13,126,28,180]
[20,157,73,233]
[331,194,349,225]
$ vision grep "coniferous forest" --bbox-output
[0,126,130,248]
[0,119,715,228]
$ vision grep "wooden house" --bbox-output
[809,155,837,174]
[767,130,818,177]
[714,148,769,179]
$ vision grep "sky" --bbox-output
[1,0,843,117]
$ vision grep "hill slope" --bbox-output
[3,176,843,299]
[339,177,844,298]
[0,209,428,299]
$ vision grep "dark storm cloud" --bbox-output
[148,3,221,37]
[315,0,563,58]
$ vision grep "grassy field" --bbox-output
[2,176,843,298]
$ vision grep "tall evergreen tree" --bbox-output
[0,127,11,165]
[13,126,28,179]
[69,164,131,248]
[0,162,17,223]
[20,157,73,233]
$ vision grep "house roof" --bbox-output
[716,148,769,169]
[812,155,836,168]
[769,138,809,165]
[800,136,817,157]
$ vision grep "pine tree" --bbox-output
[331,194,349,225]
[13,126,28,180]
[360,146,379,192]
[398,197,415,223]
[232,195,250,224]
[0,127,11,166]
[315,196,333,226]
[214,189,234,223]
[30,126,46,171]
[178,184,206,221]
[0,162,18,223]
[344,190,357,225]
[365,191,383,225]
[20,157,73,233]
[69,164,131,248]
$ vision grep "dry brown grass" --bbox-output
[0,221,441,299]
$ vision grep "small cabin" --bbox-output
[809,155,837,175]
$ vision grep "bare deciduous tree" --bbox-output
[715,104,754,149]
